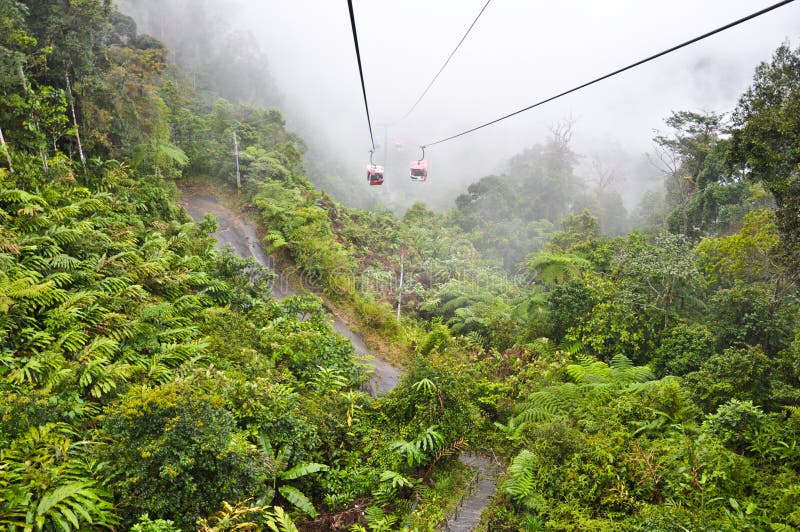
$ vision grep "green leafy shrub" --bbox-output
[102,382,262,528]
[653,323,716,377]
[703,399,766,452]
[684,346,772,412]
[131,514,180,532]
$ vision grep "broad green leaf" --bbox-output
[280,462,328,480]
[278,485,317,518]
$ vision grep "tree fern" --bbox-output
[609,353,633,372]
[513,383,579,425]
[525,251,591,287]
[566,354,654,386]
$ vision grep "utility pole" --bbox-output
[396,253,404,323]
[233,130,241,191]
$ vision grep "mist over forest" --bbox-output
[119,0,799,218]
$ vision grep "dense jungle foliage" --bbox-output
[2,1,800,531]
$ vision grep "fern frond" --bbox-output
[609,353,633,371]
[514,406,557,424]
[505,450,540,507]
[265,506,298,532]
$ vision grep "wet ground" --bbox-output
[180,193,401,393]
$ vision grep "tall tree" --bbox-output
[508,121,580,223]
[651,111,726,237]
[0,0,38,171]
[617,232,702,329]
[729,43,800,274]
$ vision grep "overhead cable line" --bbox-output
[395,0,493,123]
[347,0,376,151]
[421,0,796,149]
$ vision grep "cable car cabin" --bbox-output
[410,160,428,182]
[367,164,384,186]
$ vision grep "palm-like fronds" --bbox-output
[566,354,654,386]
[525,251,591,287]
[390,425,445,467]
[513,383,580,425]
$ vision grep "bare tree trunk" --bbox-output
[65,71,86,172]
[17,61,28,92]
[0,124,13,173]
[39,147,49,172]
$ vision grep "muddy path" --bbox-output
[180,192,498,530]
[180,193,401,394]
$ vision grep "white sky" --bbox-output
[227,0,800,207]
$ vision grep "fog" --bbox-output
[121,0,800,212]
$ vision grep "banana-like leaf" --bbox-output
[280,462,328,480]
[278,485,317,518]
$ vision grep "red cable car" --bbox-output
[367,164,384,186]
[410,159,428,182]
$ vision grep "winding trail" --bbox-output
[180,193,401,394]
[180,192,498,530]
